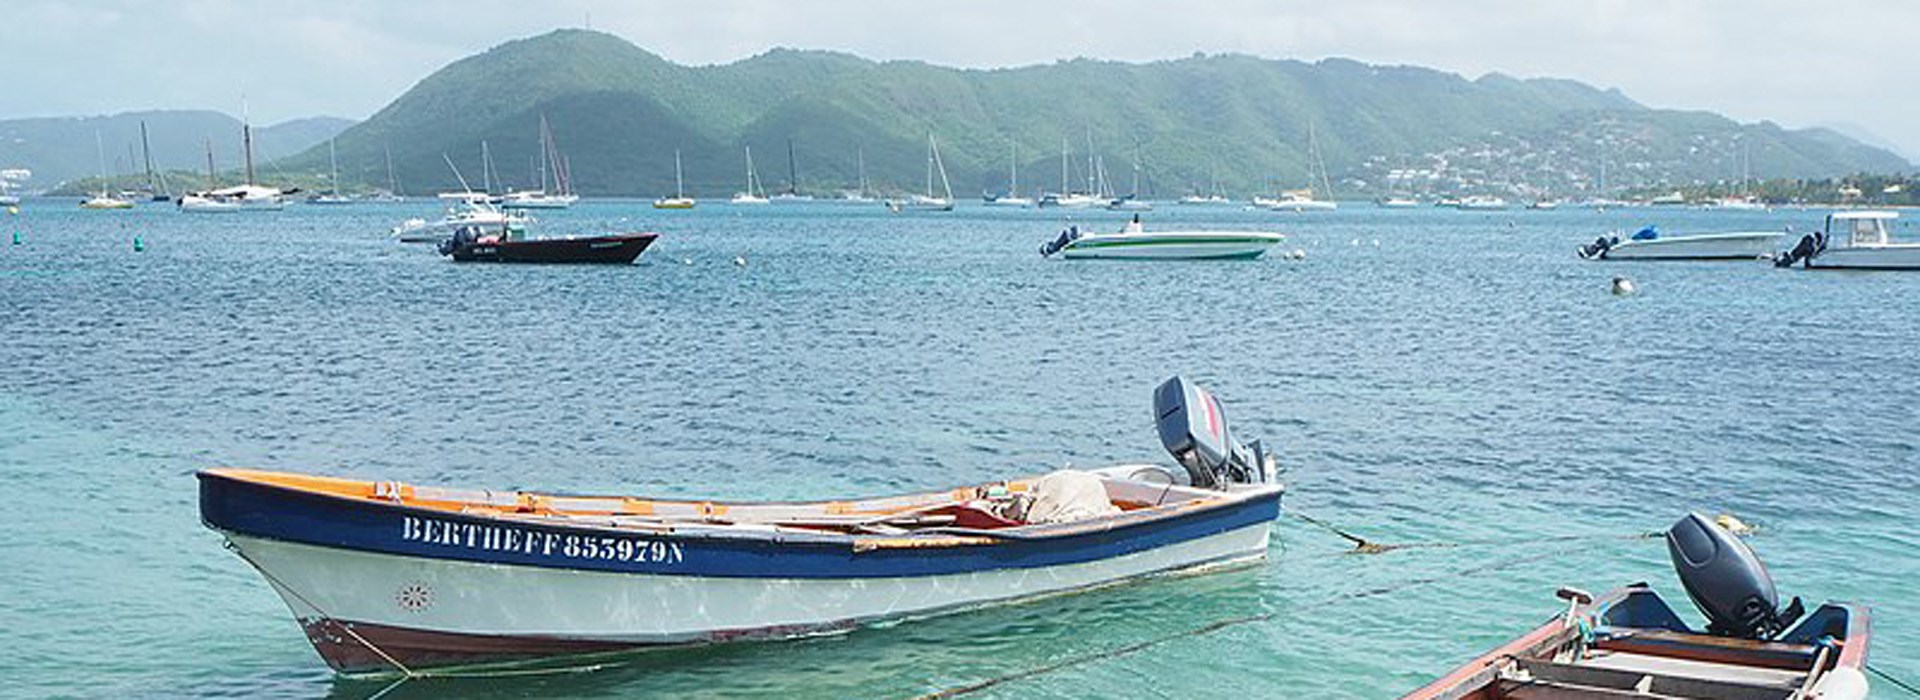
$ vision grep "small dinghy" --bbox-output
[199,377,1285,674]
[1579,226,1782,261]
[1400,512,1871,700]
[437,225,657,264]
[1040,215,1284,260]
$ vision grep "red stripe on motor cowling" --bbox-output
[1200,388,1222,442]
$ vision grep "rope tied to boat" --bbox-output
[1870,663,1920,696]
[1287,510,1661,555]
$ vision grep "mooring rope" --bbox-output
[909,539,1604,699]
[1287,510,1660,554]
[1871,663,1920,696]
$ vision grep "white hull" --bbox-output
[223,521,1268,645]
[1807,244,1920,270]
[984,197,1034,208]
[730,194,770,205]
[1060,231,1284,260]
[499,196,576,210]
[1039,193,1103,208]
[1256,198,1336,212]
[1598,231,1781,260]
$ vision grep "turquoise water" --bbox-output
[1,198,1914,698]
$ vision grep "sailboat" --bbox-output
[1256,123,1337,212]
[371,143,404,202]
[841,147,876,203]
[1178,160,1233,205]
[984,142,1034,207]
[887,134,954,212]
[498,116,579,209]
[653,150,695,209]
[1107,142,1152,211]
[307,139,353,204]
[1038,135,1102,208]
[80,131,135,210]
[140,121,173,202]
[770,139,813,203]
[179,106,293,212]
[731,145,770,205]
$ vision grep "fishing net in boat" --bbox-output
[1019,470,1121,525]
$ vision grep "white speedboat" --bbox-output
[1106,195,1152,211]
[392,195,530,243]
[1256,190,1337,212]
[1579,226,1782,261]
[1777,210,1920,270]
[1038,192,1103,208]
[1040,216,1284,260]
[1376,196,1420,209]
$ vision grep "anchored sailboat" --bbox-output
[731,145,769,205]
[886,134,954,212]
[771,139,813,203]
[498,116,579,209]
[985,141,1033,207]
[308,139,353,204]
[80,131,135,210]
[653,150,695,209]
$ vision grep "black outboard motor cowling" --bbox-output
[1666,512,1803,639]
[1153,376,1276,489]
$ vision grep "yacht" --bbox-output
[984,142,1033,208]
[1256,190,1337,212]
[770,139,813,203]
[1456,195,1511,211]
[180,114,291,212]
[1376,196,1420,208]
[497,117,578,209]
[731,145,770,205]
[392,193,530,243]
[886,134,954,212]
[652,150,695,209]
[307,139,353,205]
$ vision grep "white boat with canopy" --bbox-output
[1777,210,1920,270]
[1040,215,1284,260]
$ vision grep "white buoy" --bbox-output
[733,255,747,267]
[682,258,693,265]
[1288,249,1307,260]
[1611,276,1637,296]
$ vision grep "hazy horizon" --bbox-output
[5,1,1916,161]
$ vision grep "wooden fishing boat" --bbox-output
[198,377,1286,675]
[437,229,656,264]
[1400,514,1871,700]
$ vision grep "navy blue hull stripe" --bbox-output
[198,472,1282,579]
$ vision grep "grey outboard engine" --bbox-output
[1039,226,1080,257]
[1153,376,1277,489]
[1666,512,1803,639]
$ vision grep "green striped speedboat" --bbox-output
[1042,220,1285,260]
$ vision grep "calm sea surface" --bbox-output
[1,198,1914,698]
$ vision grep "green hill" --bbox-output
[289,29,1910,198]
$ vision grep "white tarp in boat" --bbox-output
[1021,470,1121,524]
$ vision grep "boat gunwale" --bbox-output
[198,467,1281,548]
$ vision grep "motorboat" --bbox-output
[1400,513,1870,700]
[437,227,655,264]
[1255,190,1337,212]
[1376,196,1420,209]
[391,194,529,243]
[1178,194,1234,206]
[1529,199,1561,210]
[1579,225,1782,261]
[652,150,695,210]
[1710,196,1767,211]
[197,377,1284,674]
[984,193,1034,208]
[1776,210,1920,270]
[886,134,954,213]
[1106,194,1152,211]
[1041,215,1285,260]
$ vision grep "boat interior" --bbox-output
[204,465,1241,538]
[1448,587,1863,700]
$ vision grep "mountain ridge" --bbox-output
[276,29,1913,197]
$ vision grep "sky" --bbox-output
[5,0,1915,161]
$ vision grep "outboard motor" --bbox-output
[1578,235,1618,259]
[1039,226,1080,257]
[1153,376,1277,489]
[1666,512,1803,639]
[1775,231,1825,268]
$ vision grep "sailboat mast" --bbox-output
[1060,137,1069,194]
[1009,142,1019,195]
[786,138,798,195]
[140,121,159,193]
[925,136,934,198]
[385,143,399,196]
[328,139,339,195]
[481,141,493,194]
[205,137,218,188]
[674,149,685,198]
[242,120,255,186]
[857,147,868,196]
[94,131,109,197]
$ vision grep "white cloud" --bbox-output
[3,0,1915,159]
